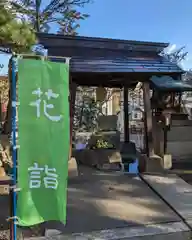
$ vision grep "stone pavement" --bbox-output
[142,174,192,229]
[25,171,191,240]
[28,221,190,240]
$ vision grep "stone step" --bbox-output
[27,222,190,240]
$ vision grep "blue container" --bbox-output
[124,159,139,174]
[129,159,139,174]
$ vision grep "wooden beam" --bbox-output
[143,81,154,156]
[38,33,168,52]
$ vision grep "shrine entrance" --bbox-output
[38,33,183,160]
[36,33,184,238]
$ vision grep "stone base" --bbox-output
[146,155,165,173]
[0,167,6,177]
[68,158,78,178]
[97,162,124,171]
[34,221,190,240]
[161,154,172,169]
[145,154,172,173]
[73,149,122,169]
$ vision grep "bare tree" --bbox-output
[161,46,188,63]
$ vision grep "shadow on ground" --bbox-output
[2,164,192,239]
[35,165,181,237]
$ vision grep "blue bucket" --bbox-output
[128,159,139,174]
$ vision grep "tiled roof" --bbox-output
[0,33,183,75]
[38,33,183,74]
[70,56,183,73]
[151,76,192,91]
[50,50,183,73]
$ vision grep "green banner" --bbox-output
[17,59,70,226]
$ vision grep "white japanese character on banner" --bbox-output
[43,165,58,189]
[28,163,59,189]
[28,162,44,189]
[29,88,62,122]
[29,88,42,118]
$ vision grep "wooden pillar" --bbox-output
[69,79,77,158]
[70,79,77,120]
[123,87,129,142]
[143,81,154,157]
[0,91,2,126]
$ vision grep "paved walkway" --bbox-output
[40,168,190,240]
[18,168,192,239]
[142,174,192,229]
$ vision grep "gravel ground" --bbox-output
[172,161,192,185]
[0,230,10,240]
[178,173,192,185]
[0,194,11,240]
[0,228,25,240]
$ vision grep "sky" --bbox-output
[1,0,192,75]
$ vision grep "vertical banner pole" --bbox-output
[11,57,17,240]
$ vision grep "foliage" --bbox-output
[10,0,91,34]
[0,0,91,172]
[57,9,89,35]
[0,2,36,53]
[74,95,99,132]
[91,139,114,149]
[0,77,9,104]
[0,4,35,138]
[73,87,114,132]
[1,0,91,136]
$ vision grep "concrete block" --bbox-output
[161,154,172,169]
[68,157,78,178]
[0,167,6,177]
[108,151,122,163]
[146,155,165,173]
[139,154,171,173]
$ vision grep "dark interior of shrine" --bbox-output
[71,72,182,88]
